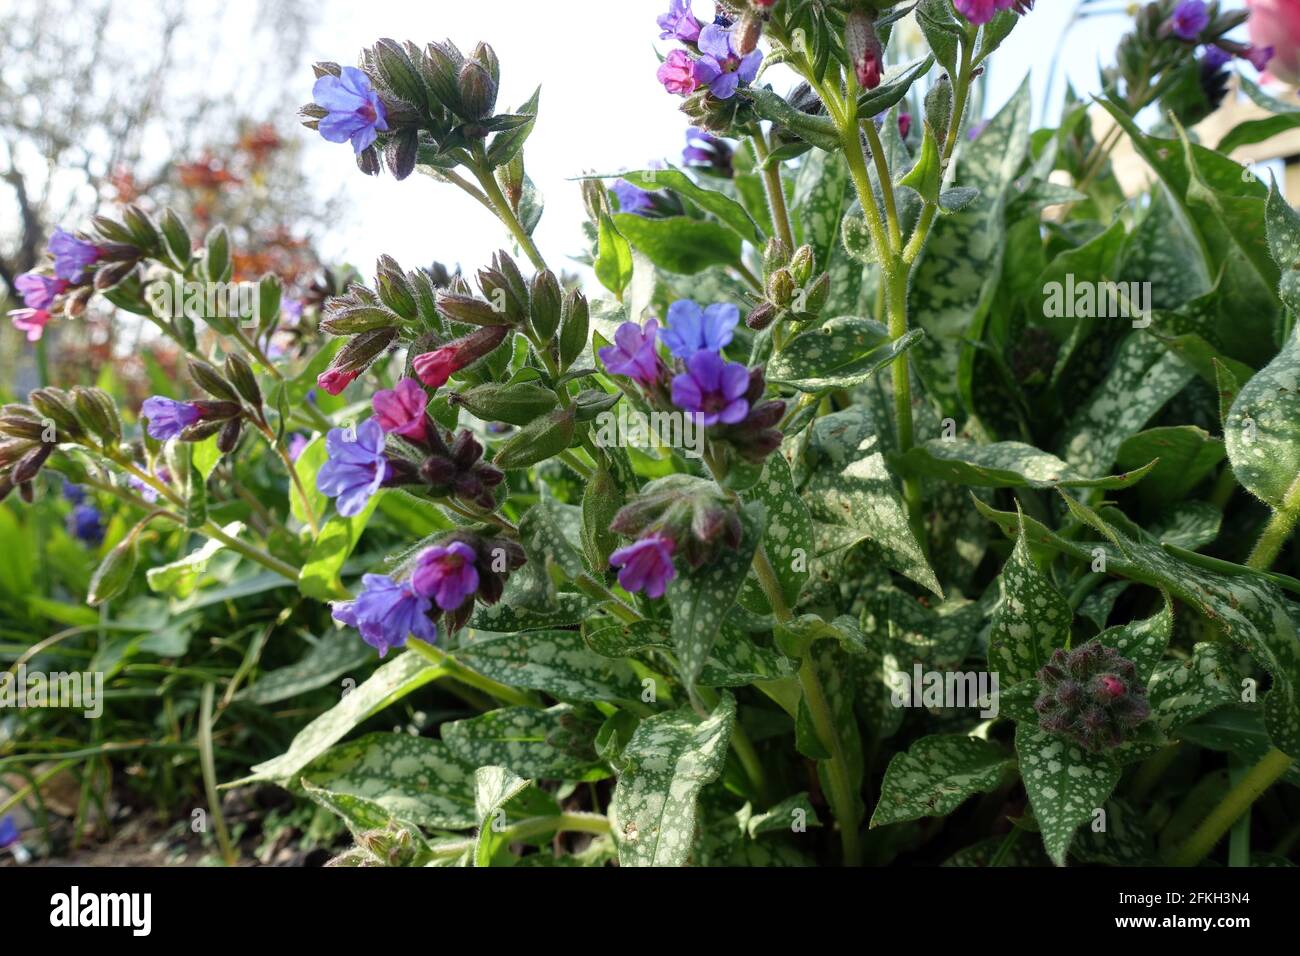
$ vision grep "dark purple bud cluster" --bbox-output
[385,424,505,511]
[1034,640,1150,753]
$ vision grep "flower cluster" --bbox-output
[954,0,1035,27]
[333,531,524,655]
[1034,641,1151,753]
[7,228,103,342]
[656,4,762,102]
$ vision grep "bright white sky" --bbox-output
[291,0,1236,276]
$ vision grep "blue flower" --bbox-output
[317,419,389,517]
[332,573,438,657]
[140,396,201,440]
[47,228,101,282]
[612,179,655,216]
[660,299,739,359]
[671,350,750,426]
[692,24,762,100]
[0,815,19,849]
[312,67,389,154]
[61,479,86,504]
[68,504,104,546]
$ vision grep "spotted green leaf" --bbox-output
[455,628,641,702]
[611,692,736,867]
[908,79,1031,418]
[301,781,435,866]
[473,765,550,867]
[1015,723,1122,867]
[300,732,477,830]
[792,149,850,273]
[1059,333,1194,478]
[987,523,1070,686]
[239,650,447,785]
[870,734,1016,828]
[738,454,812,614]
[1224,322,1300,510]
[1096,600,1172,687]
[666,503,763,696]
[799,407,941,597]
[595,167,761,244]
[1149,642,1244,736]
[1115,426,1225,507]
[768,316,925,392]
[896,439,1156,490]
[442,704,610,782]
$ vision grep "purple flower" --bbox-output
[613,179,655,216]
[693,23,762,99]
[62,479,86,504]
[411,541,480,611]
[15,272,67,310]
[683,126,733,176]
[317,419,389,517]
[312,66,389,154]
[1201,44,1232,72]
[1170,1,1209,40]
[658,0,701,42]
[10,308,51,342]
[48,227,101,282]
[599,319,662,386]
[141,396,201,440]
[128,467,170,504]
[658,48,699,95]
[671,350,750,426]
[610,533,677,599]
[1247,44,1275,72]
[332,573,437,657]
[661,299,739,359]
[281,298,305,326]
[372,378,428,442]
[288,433,310,462]
[68,504,104,546]
[0,815,18,850]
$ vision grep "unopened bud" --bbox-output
[224,354,263,409]
[845,11,883,90]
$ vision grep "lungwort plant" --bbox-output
[6,0,1300,867]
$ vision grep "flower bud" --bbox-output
[217,417,244,455]
[71,386,122,445]
[374,38,428,110]
[0,414,46,442]
[1034,639,1149,753]
[376,255,418,320]
[790,245,815,285]
[799,272,831,319]
[436,290,513,327]
[191,400,244,422]
[333,326,399,374]
[94,260,137,292]
[188,359,239,402]
[529,269,563,342]
[11,442,53,484]
[320,302,400,335]
[746,301,777,331]
[88,536,138,606]
[558,289,590,371]
[159,208,192,269]
[27,389,82,438]
[767,268,796,309]
[448,382,558,427]
[122,204,159,251]
[457,60,498,120]
[763,236,790,278]
[492,406,577,470]
[413,325,512,389]
[224,354,263,409]
[845,10,883,90]
[736,11,763,55]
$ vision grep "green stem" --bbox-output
[862,118,901,250]
[1246,474,1300,569]
[751,130,795,253]
[497,811,611,843]
[752,546,792,623]
[798,654,863,866]
[198,683,238,866]
[1169,747,1293,866]
[472,158,547,273]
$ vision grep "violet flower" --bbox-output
[599,319,663,386]
[0,815,18,850]
[141,396,201,440]
[333,573,437,657]
[613,179,655,216]
[372,378,428,442]
[411,541,480,611]
[48,228,101,282]
[610,533,677,599]
[68,504,104,546]
[288,433,311,462]
[693,23,762,99]
[671,350,750,426]
[661,300,738,359]
[658,0,701,43]
[317,419,389,517]
[1170,0,1209,40]
[15,273,67,310]
[312,66,389,154]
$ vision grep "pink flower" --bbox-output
[9,308,51,342]
[372,377,428,441]
[317,367,359,395]
[657,49,699,96]
[412,347,458,389]
[1248,0,1300,83]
